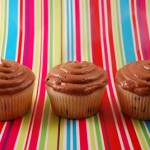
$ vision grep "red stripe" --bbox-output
[90,0,103,67]
[79,120,88,150]
[0,122,4,133]
[75,0,81,61]
[17,0,23,63]
[99,94,109,149]
[131,0,142,60]
[23,0,34,69]
[27,0,48,148]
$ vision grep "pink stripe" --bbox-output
[27,0,48,148]
[23,0,34,69]
[75,0,81,61]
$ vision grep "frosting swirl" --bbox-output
[46,61,107,95]
[116,60,150,96]
[0,59,35,95]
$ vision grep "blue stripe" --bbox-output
[120,0,136,63]
[70,0,74,61]
[145,121,150,132]
[5,0,18,60]
[67,120,70,150]
[73,120,77,150]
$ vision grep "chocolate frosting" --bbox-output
[116,60,150,96]
[0,59,35,95]
[46,61,107,95]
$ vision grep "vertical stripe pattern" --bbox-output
[0,0,150,149]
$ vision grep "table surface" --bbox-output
[0,0,150,149]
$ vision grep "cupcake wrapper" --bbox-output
[116,84,150,120]
[0,83,34,121]
[47,86,105,119]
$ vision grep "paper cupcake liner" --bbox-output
[46,86,105,119]
[0,83,34,121]
[116,84,150,120]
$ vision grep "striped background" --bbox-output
[0,0,150,149]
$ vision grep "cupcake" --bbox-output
[46,61,107,119]
[116,60,150,120]
[0,59,35,121]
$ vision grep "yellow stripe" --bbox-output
[111,0,122,69]
[0,0,4,54]
[147,0,150,36]
[15,0,41,148]
[80,0,88,61]
[53,0,61,65]
[62,0,67,63]
[59,119,65,150]
[87,118,97,150]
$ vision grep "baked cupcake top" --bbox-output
[116,60,150,96]
[46,61,107,95]
[0,59,35,95]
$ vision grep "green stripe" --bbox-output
[86,0,91,62]
[94,115,103,150]
[1,0,7,58]
[50,0,53,70]
[39,96,50,149]
[139,121,150,147]
[116,0,125,67]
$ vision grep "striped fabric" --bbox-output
[0,0,150,149]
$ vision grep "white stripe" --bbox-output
[76,121,80,150]
[0,123,7,142]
